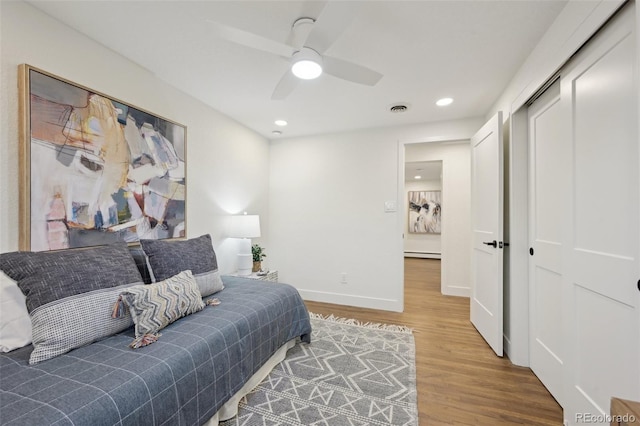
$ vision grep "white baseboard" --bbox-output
[297,289,403,313]
[441,285,470,297]
[404,251,441,259]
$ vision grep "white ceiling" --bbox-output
[26,0,567,140]
[405,161,442,183]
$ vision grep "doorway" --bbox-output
[401,140,472,297]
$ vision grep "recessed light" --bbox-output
[436,97,453,106]
[272,130,282,135]
[274,120,288,126]
[414,175,422,180]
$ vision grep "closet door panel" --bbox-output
[528,80,566,405]
[561,4,639,423]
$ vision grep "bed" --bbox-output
[0,235,311,426]
[0,276,312,425]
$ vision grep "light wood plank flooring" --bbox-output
[304,258,562,425]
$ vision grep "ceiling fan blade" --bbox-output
[304,2,357,54]
[207,20,294,58]
[323,56,383,86]
[271,70,300,100]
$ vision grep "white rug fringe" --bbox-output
[309,312,413,334]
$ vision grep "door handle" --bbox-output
[483,240,497,248]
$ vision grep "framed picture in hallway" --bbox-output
[408,190,441,234]
[18,64,187,251]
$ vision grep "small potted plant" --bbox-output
[251,244,266,272]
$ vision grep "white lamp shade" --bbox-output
[228,215,261,239]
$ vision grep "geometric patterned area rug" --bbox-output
[220,313,418,426]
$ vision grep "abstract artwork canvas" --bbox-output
[408,190,441,234]
[19,65,186,251]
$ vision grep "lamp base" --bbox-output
[237,253,252,276]
[236,238,253,275]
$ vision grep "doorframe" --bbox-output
[506,107,530,367]
[398,135,475,298]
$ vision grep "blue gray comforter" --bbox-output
[0,277,311,426]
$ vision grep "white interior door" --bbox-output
[528,80,566,405]
[470,112,504,357]
[560,4,639,423]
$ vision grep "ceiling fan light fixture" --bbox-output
[291,48,323,80]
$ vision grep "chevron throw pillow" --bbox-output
[119,270,204,348]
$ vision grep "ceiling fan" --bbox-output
[207,3,383,100]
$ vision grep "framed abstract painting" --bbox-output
[408,190,441,234]
[18,65,187,251]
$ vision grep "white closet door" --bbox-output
[470,112,504,357]
[528,80,566,406]
[561,4,639,424]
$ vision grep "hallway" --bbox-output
[304,258,562,425]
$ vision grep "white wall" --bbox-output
[0,1,270,273]
[405,142,471,297]
[404,178,441,257]
[269,118,482,312]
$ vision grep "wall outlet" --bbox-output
[340,273,348,284]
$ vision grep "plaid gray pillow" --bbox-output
[30,285,134,363]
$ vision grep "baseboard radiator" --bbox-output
[404,251,441,260]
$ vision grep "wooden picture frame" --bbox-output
[19,64,187,251]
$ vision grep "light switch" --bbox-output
[384,201,397,212]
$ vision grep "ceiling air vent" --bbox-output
[389,104,409,113]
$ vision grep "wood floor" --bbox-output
[304,258,563,425]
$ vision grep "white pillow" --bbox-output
[0,270,32,352]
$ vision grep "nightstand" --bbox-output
[229,270,278,283]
